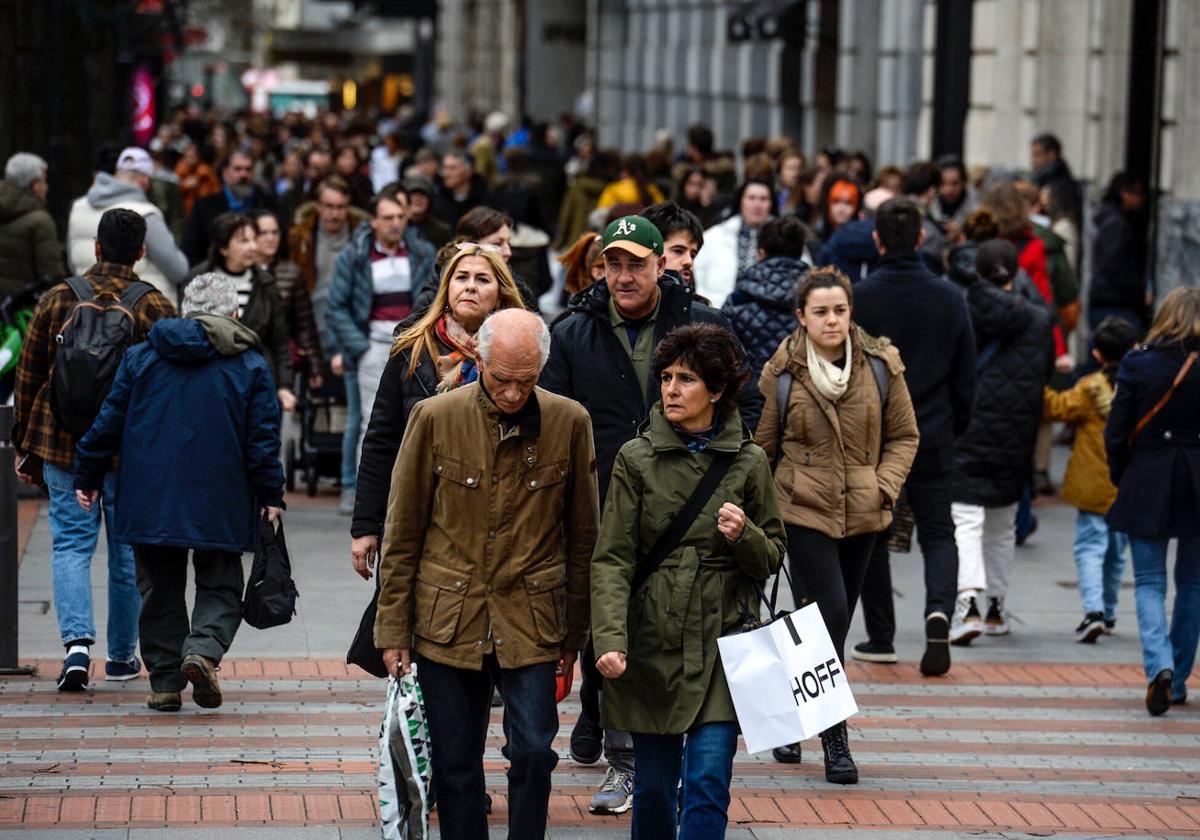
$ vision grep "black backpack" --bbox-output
[51,276,154,437]
[243,517,299,629]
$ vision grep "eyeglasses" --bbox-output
[454,241,503,254]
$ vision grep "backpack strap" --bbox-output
[118,281,155,311]
[773,369,794,468]
[867,354,890,410]
[64,276,94,303]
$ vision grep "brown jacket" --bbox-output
[375,382,600,669]
[286,201,370,292]
[1042,372,1117,515]
[754,325,920,539]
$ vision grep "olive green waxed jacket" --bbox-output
[590,404,787,734]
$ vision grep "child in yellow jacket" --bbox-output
[1043,318,1140,642]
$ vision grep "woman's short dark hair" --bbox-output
[794,265,853,311]
[457,205,513,240]
[759,216,809,259]
[207,211,255,270]
[651,324,748,417]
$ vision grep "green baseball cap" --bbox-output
[601,215,664,259]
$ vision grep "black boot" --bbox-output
[772,742,801,764]
[819,722,858,784]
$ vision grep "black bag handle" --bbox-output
[629,451,736,594]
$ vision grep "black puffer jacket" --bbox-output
[953,281,1055,506]
[350,338,445,538]
[540,277,764,504]
[722,256,807,381]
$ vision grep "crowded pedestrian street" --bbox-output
[5,1,1200,838]
[4,480,1199,837]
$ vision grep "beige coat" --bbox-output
[374,383,599,670]
[754,325,920,538]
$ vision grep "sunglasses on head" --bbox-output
[454,241,503,254]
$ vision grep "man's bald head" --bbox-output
[477,309,549,415]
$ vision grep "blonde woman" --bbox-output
[348,244,525,578]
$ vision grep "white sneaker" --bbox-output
[950,593,982,646]
[984,596,1009,635]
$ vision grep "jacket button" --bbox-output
[437,465,443,473]
[527,445,534,453]
[1164,430,1173,440]
[486,585,493,593]
[560,470,567,478]
[466,477,476,486]
[455,581,463,589]
[529,480,538,488]
[492,475,499,483]
[488,530,496,538]
[527,457,534,465]
[495,639,503,646]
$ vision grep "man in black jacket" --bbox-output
[850,198,976,677]
[182,150,275,265]
[539,214,762,814]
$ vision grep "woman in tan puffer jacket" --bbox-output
[754,266,919,781]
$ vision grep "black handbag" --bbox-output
[346,573,388,678]
[242,516,299,629]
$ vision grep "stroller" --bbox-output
[285,360,350,497]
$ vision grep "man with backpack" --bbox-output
[12,208,176,691]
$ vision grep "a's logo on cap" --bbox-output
[615,218,637,236]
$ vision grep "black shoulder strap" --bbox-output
[118,281,155,310]
[630,450,736,593]
[867,354,890,408]
[773,370,794,469]
[64,276,93,303]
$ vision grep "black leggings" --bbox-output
[785,525,878,663]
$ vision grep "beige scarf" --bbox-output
[805,331,852,402]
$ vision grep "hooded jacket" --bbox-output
[1043,372,1119,515]
[0,180,63,298]
[953,282,1055,507]
[721,256,808,380]
[66,173,188,305]
[540,277,764,505]
[74,316,284,552]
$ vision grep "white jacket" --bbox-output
[692,214,744,309]
[66,174,188,306]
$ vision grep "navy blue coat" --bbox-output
[75,317,285,553]
[721,256,808,381]
[1105,340,1200,539]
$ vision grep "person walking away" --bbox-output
[850,198,976,675]
[251,209,324,390]
[540,215,763,814]
[325,186,435,514]
[948,240,1054,645]
[1090,171,1150,335]
[1104,286,1200,715]
[12,209,176,690]
[1042,317,1139,642]
[73,273,284,711]
[1,152,64,298]
[375,310,598,840]
[67,147,188,307]
[722,215,811,380]
[755,268,918,776]
[591,324,786,837]
[692,179,775,308]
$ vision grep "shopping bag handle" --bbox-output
[751,562,799,623]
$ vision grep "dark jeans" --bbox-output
[785,525,876,663]
[578,637,635,771]
[418,653,558,840]
[133,545,243,692]
[860,447,960,644]
[631,722,738,840]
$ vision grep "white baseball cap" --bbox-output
[116,147,154,177]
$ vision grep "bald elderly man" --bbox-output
[375,309,599,840]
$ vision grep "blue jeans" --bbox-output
[43,462,138,659]
[1129,536,1200,699]
[340,369,360,487]
[417,654,558,840]
[1075,511,1128,620]
[631,722,738,840]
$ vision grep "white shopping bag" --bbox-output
[379,668,432,839]
[718,601,858,754]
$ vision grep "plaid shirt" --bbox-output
[12,262,177,469]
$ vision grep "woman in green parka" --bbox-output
[591,323,787,840]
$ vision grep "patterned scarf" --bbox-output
[434,315,481,393]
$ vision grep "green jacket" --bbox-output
[0,181,63,298]
[1033,223,1079,307]
[590,404,787,734]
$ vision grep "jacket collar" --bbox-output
[645,402,744,454]
[570,276,695,323]
[872,250,927,275]
[85,262,139,283]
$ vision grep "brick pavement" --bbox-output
[0,658,1197,834]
